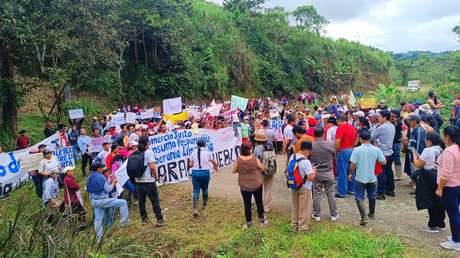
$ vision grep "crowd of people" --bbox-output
[3,90,460,250]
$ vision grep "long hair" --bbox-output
[443,126,460,149]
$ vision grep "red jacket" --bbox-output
[16,135,30,150]
[64,175,80,205]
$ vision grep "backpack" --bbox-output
[262,147,277,176]
[285,154,306,190]
[127,150,147,178]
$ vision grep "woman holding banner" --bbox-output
[188,139,218,217]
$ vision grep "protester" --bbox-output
[284,115,296,158]
[349,130,386,226]
[188,138,218,217]
[293,125,315,153]
[261,119,275,146]
[29,144,47,197]
[15,130,30,150]
[77,128,92,176]
[436,126,460,250]
[405,114,427,186]
[288,141,316,231]
[325,117,338,143]
[68,125,79,160]
[241,117,250,143]
[133,136,165,226]
[42,170,62,223]
[335,115,358,198]
[38,149,62,180]
[96,138,112,165]
[412,132,445,233]
[44,122,55,138]
[86,163,128,241]
[390,109,404,181]
[232,142,267,228]
[371,110,396,200]
[253,130,276,213]
[310,128,338,222]
[63,166,86,223]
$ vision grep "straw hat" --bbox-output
[254,130,268,142]
[418,104,433,114]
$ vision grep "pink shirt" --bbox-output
[437,144,460,187]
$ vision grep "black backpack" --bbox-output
[127,150,147,178]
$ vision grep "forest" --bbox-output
[0,0,458,144]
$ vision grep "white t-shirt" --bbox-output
[96,150,110,165]
[190,148,214,171]
[38,157,61,175]
[284,124,294,143]
[326,126,338,143]
[288,153,314,190]
[135,149,156,183]
[420,145,443,170]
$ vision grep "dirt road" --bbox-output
[201,154,452,253]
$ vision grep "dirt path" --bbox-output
[201,154,452,253]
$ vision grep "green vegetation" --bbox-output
[0,170,433,258]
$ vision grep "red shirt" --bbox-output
[335,123,357,150]
[64,175,80,205]
[306,127,316,138]
[106,153,115,169]
[16,135,30,150]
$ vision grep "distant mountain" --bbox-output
[391,51,453,61]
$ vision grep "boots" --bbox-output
[202,196,208,210]
[193,199,198,218]
[394,165,403,181]
[356,200,368,226]
[368,199,376,219]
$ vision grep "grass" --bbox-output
[0,165,436,257]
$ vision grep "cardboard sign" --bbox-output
[163,97,182,115]
[68,109,84,119]
[231,95,248,111]
[19,153,43,172]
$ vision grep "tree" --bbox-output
[292,5,329,35]
[454,22,460,41]
[223,0,265,14]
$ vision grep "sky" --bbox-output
[208,0,460,53]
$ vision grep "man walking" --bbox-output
[134,136,166,226]
[349,130,386,226]
[335,116,358,198]
[289,141,316,232]
[371,110,396,200]
[310,128,338,222]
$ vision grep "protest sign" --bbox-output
[269,108,280,118]
[349,90,357,107]
[113,127,241,192]
[164,112,189,123]
[163,97,182,115]
[0,134,59,198]
[270,120,284,142]
[88,136,104,153]
[18,153,43,173]
[125,112,137,124]
[68,109,84,119]
[140,109,154,120]
[231,95,248,111]
[112,113,125,125]
[205,103,222,116]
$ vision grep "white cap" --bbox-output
[353,111,365,117]
[321,114,331,120]
[63,166,75,173]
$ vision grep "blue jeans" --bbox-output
[354,181,377,201]
[31,174,43,198]
[392,143,402,166]
[91,197,128,240]
[123,180,136,193]
[442,186,460,243]
[191,169,210,204]
[337,148,354,197]
[377,156,395,194]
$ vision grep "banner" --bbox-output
[0,134,60,198]
[231,95,248,111]
[113,127,241,190]
[53,147,75,168]
[163,97,182,115]
[125,112,137,124]
[163,112,189,123]
[140,109,154,120]
[112,113,125,125]
[68,109,84,119]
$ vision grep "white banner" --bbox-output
[0,134,61,198]
[113,127,241,192]
[68,109,84,119]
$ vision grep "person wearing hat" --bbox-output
[377,99,387,110]
[15,129,30,150]
[95,137,112,165]
[91,116,101,131]
[63,166,86,223]
[86,162,128,241]
[253,130,276,213]
[42,169,62,223]
[188,138,218,217]
[306,118,317,138]
[371,110,396,200]
[349,129,386,226]
[38,149,62,179]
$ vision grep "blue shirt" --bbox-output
[77,135,91,154]
[42,177,59,204]
[86,172,113,199]
[350,143,385,183]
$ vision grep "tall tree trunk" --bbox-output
[134,37,139,64]
[142,27,148,69]
[0,39,19,146]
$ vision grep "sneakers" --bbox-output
[440,240,460,250]
[421,226,439,233]
[368,213,375,219]
[376,193,386,200]
[360,218,369,226]
[386,192,396,197]
[259,218,269,227]
[142,218,151,226]
[312,214,321,222]
[335,193,346,198]
[156,219,166,227]
[330,214,339,222]
[243,222,253,229]
[435,226,447,231]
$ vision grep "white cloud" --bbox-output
[207,0,460,52]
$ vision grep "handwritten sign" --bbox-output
[231,95,248,111]
[89,136,104,153]
[68,109,84,119]
[163,97,182,115]
[19,153,43,172]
